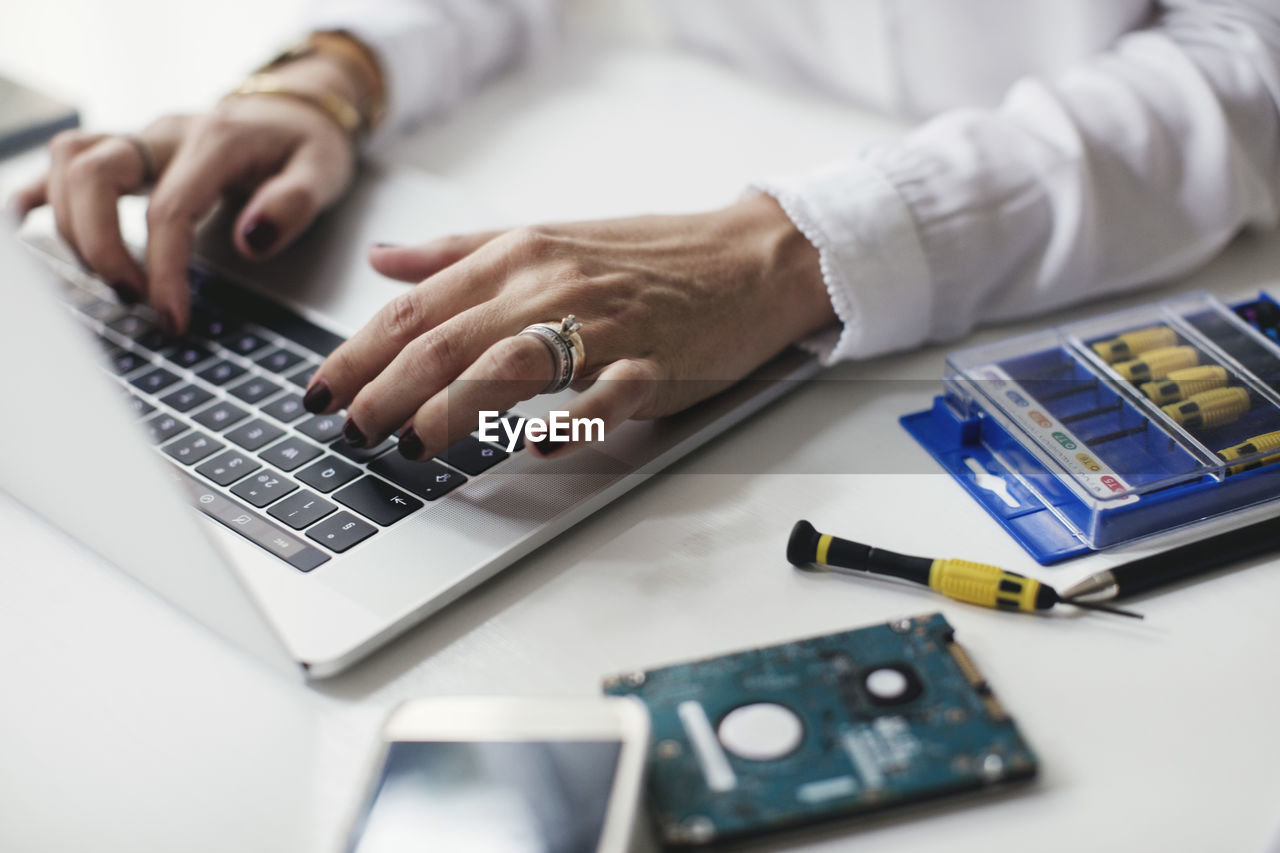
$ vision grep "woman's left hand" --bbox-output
[304,193,834,459]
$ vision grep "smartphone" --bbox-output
[345,696,651,853]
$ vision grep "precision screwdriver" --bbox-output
[787,521,1141,618]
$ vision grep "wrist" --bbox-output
[726,192,836,342]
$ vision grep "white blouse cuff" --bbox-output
[753,153,934,363]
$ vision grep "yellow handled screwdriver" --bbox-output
[787,520,1141,618]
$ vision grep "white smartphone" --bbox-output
[345,696,651,853]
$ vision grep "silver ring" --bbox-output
[518,315,585,394]
[123,134,157,185]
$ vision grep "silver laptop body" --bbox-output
[2,165,819,678]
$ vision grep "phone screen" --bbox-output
[348,739,624,853]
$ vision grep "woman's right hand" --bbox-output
[13,56,359,336]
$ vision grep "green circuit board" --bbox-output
[603,613,1037,846]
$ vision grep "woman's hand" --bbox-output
[12,56,359,336]
[305,193,835,459]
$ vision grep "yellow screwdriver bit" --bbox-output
[1091,325,1178,363]
[1140,365,1229,405]
[1218,430,1280,475]
[1113,346,1199,383]
[1160,386,1250,431]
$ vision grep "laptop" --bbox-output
[1,164,820,678]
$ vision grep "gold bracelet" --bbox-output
[225,72,363,139]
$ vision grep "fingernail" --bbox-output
[159,307,180,339]
[397,428,424,460]
[342,417,367,447]
[111,281,140,305]
[302,379,331,413]
[244,218,280,254]
[535,439,565,456]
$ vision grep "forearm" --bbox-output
[762,0,1280,362]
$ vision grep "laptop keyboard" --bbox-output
[63,267,518,572]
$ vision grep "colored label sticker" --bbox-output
[1005,390,1030,407]
[1029,410,1052,428]
[1075,452,1102,472]
[1052,431,1078,450]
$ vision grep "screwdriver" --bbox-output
[786,520,1142,618]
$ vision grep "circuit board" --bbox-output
[603,613,1037,846]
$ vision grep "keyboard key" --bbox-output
[229,375,282,404]
[145,412,187,443]
[198,359,247,386]
[230,469,298,507]
[259,435,323,471]
[108,314,154,339]
[164,342,214,369]
[109,349,150,375]
[296,413,345,443]
[160,384,214,413]
[368,455,466,502]
[224,331,269,356]
[497,415,526,451]
[333,476,422,525]
[225,418,285,451]
[175,471,327,572]
[124,394,156,418]
[163,431,223,465]
[285,364,316,388]
[267,490,337,530]
[438,435,509,475]
[134,328,170,352]
[261,394,308,424]
[297,456,361,493]
[130,367,181,395]
[193,400,250,431]
[332,436,396,463]
[306,511,377,553]
[255,347,305,374]
[190,310,239,341]
[196,449,261,486]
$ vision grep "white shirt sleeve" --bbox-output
[757,0,1280,363]
[306,0,563,143]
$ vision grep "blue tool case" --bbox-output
[903,292,1280,563]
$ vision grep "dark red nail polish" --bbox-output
[111,281,140,305]
[397,428,424,460]
[342,418,367,447]
[302,380,331,413]
[244,218,280,254]
[159,307,180,339]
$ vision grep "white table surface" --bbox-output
[4,3,1280,852]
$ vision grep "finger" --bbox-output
[11,175,48,217]
[305,258,504,416]
[527,358,659,459]
[341,305,509,448]
[65,137,151,300]
[232,143,352,260]
[145,130,256,335]
[368,231,502,282]
[46,130,106,250]
[397,332,556,460]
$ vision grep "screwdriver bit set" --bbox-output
[902,292,1280,562]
